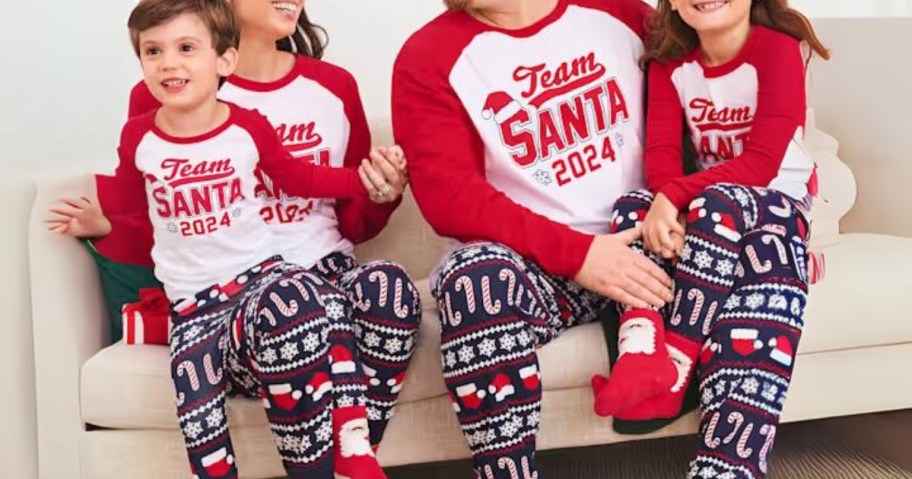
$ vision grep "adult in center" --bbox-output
[392,0,669,477]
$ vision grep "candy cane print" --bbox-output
[745,245,773,274]
[480,465,496,479]
[758,424,777,474]
[481,275,502,315]
[203,353,223,386]
[176,392,186,407]
[762,234,789,265]
[520,457,539,479]
[500,269,517,306]
[352,283,371,311]
[455,276,477,314]
[670,289,684,326]
[260,306,278,326]
[177,361,200,391]
[704,411,722,449]
[687,289,705,327]
[736,423,755,459]
[270,292,299,318]
[514,284,526,310]
[444,292,462,327]
[722,412,745,445]
[759,223,787,236]
[369,271,390,307]
[393,278,410,319]
[497,457,520,479]
[279,278,311,302]
[701,301,718,336]
[769,196,792,218]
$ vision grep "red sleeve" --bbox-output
[92,118,156,267]
[644,61,686,194]
[392,27,593,279]
[660,36,807,209]
[331,69,400,244]
[242,106,366,200]
[128,81,161,118]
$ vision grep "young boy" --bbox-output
[46,1,388,478]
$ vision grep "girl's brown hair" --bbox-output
[642,0,830,67]
[276,9,328,59]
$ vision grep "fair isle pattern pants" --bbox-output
[310,253,422,446]
[170,259,364,479]
[613,185,809,479]
[433,243,612,479]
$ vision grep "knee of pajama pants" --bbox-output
[610,189,654,233]
[350,261,422,332]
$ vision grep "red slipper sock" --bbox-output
[592,309,677,417]
[333,406,387,479]
[614,332,701,421]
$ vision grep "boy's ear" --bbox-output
[216,47,238,78]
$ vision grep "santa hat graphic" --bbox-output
[482,91,524,123]
[456,383,486,410]
[387,371,407,394]
[330,345,357,374]
[519,365,541,391]
[201,447,234,477]
[731,328,763,357]
[269,383,304,411]
[712,212,741,242]
[363,364,381,387]
[305,372,333,401]
[700,338,721,364]
[448,391,461,413]
[488,373,516,402]
[768,336,794,367]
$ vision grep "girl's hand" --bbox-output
[642,193,684,259]
[46,197,112,238]
[359,146,409,204]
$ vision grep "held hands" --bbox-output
[574,228,675,310]
[359,146,409,204]
[45,197,112,238]
[642,193,685,260]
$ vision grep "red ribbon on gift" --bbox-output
[122,287,171,345]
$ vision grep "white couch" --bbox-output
[29,25,912,479]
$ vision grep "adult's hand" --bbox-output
[574,228,674,309]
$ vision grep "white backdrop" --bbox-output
[0,1,909,477]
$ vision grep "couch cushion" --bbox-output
[82,233,912,429]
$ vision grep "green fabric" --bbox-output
[81,239,162,344]
[598,308,699,435]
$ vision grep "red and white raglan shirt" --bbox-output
[645,26,815,211]
[393,0,654,279]
[95,102,363,300]
[118,55,393,269]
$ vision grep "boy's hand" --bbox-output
[46,197,112,238]
[642,193,684,259]
[359,146,409,204]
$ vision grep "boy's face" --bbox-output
[137,12,237,112]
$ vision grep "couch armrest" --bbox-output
[809,19,912,238]
[29,173,107,479]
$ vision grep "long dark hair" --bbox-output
[642,0,830,67]
[275,9,327,58]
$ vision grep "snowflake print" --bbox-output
[614,132,625,147]
[533,169,553,186]
[500,421,520,438]
[499,333,517,351]
[299,434,312,452]
[183,325,204,341]
[368,407,382,421]
[699,466,718,479]
[714,380,727,396]
[316,422,333,442]
[365,332,382,348]
[768,294,788,310]
[231,207,242,218]
[281,434,300,451]
[280,342,299,360]
[404,337,414,352]
[458,345,476,363]
[184,421,203,439]
[167,223,178,234]
[325,301,345,319]
[478,338,497,357]
[261,347,278,364]
[702,388,715,406]
[206,409,224,429]
[302,332,320,352]
[746,293,765,310]
[762,383,779,402]
[486,429,497,444]
[471,430,488,446]
[681,244,693,261]
[715,259,734,277]
[527,411,541,427]
[337,395,355,408]
[694,250,714,270]
[741,378,760,395]
[734,189,750,207]
[385,338,403,354]
[517,331,532,347]
[445,350,458,369]
[724,294,742,310]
